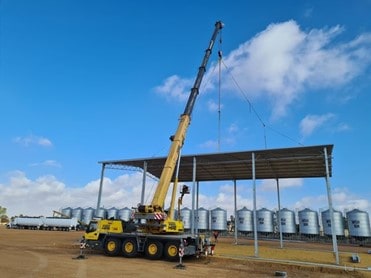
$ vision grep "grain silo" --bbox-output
[210,207,227,231]
[278,208,296,234]
[237,207,253,233]
[180,207,192,230]
[61,207,72,218]
[321,209,345,236]
[347,209,371,238]
[95,207,107,219]
[82,207,95,225]
[299,208,319,236]
[117,207,132,221]
[256,208,274,233]
[196,207,209,231]
[72,207,83,222]
[107,207,118,219]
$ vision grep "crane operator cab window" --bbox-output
[86,221,98,233]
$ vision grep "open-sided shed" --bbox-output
[95,144,339,264]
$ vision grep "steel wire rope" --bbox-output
[217,27,223,152]
[220,59,304,147]
[196,30,223,151]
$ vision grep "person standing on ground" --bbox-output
[213,230,219,242]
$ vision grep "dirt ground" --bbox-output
[1,225,371,277]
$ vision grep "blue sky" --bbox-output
[1,0,371,219]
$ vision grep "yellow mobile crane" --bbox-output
[83,21,223,260]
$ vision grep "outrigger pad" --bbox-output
[174,263,186,270]
[72,254,87,260]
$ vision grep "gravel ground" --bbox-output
[1,225,370,277]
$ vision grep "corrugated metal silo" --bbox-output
[107,207,118,219]
[82,207,95,224]
[61,207,72,218]
[257,208,274,233]
[237,207,253,232]
[196,207,209,230]
[321,209,344,236]
[299,208,319,235]
[95,207,107,219]
[180,207,191,230]
[118,207,132,221]
[278,208,296,234]
[347,209,371,237]
[210,207,227,231]
[72,207,83,222]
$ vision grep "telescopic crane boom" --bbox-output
[83,22,224,260]
[136,21,223,233]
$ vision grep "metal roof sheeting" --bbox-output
[99,144,333,182]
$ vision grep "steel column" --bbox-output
[191,156,197,236]
[252,152,259,257]
[96,163,106,213]
[196,181,199,235]
[234,180,238,244]
[324,147,339,265]
[140,161,147,205]
[276,178,283,248]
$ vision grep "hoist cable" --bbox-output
[221,60,303,147]
[217,28,223,152]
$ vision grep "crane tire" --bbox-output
[104,237,121,256]
[145,240,163,260]
[122,238,138,258]
[164,241,179,261]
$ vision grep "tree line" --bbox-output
[0,206,9,224]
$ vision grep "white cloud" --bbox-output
[198,139,218,150]
[14,134,53,147]
[228,123,239,134]
[303,7,314,18]
[154,75,192,102]
[334,122,350,132]
[155,20,371,120]
[198,122,239,151]
[260,178,303,192]
[207,99,222,112]
[30,160,62,168]
[293,187,371,215]
[0,171,149,217]
[299,113,335,137]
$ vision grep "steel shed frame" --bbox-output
[95,144,340,264]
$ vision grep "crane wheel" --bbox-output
[104,238,121,256]
[122,238,138,258]
[164,241,179,261]
[145,240,163,260]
